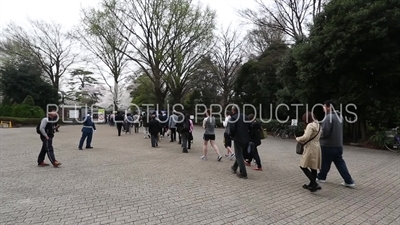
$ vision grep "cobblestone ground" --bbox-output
[1,124,400,225]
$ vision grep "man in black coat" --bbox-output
[229,106,250,179]
[115,112,124,136]
[148,113,160,147]
[244,114,262,170]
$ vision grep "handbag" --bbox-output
[296,124,320,155]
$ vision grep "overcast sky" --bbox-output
[0,0,259,105]
[0,0,257,30]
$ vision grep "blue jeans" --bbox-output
[317,146,354,184]
[151,134,158,147]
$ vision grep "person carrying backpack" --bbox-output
[36,110,61,167]
[180,113,191,153]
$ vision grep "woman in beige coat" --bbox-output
[296,112,322,192]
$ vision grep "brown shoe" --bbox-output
[244,161,251,166]
[38,162,50,167]
[53,161,62,167]
[253,167,262,171]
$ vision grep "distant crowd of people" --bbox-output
[36,100,355,192]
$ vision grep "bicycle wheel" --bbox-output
[273,128,280,137]
[384,137,400,152]
[281,130,289,139]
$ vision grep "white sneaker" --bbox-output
[316,179,326,183]
[341,182,355,188]
[201,156,207,160]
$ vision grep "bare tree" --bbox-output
[240,0,326,42]
[203,25,243,107]
[104,0,216,107]
[1,19,76,90]
[104,0,173,108]
[245,25,285,57]
[164,0,216,104]
[76,0,130,110]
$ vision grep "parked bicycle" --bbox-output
[272,124,286,137]
[280,125,296,139]
[384,127,400,152]
[271,124,296,139]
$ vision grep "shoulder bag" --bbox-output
[296,124,320,155]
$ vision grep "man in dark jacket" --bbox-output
[115,112,124,136]
[229,106,250,179]
[38,110,61,167]
[148,113,160,147]
[176,110,185,144]
[244,114,262,171]
[180,114,191,153]
[78,113,96,150]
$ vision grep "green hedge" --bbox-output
[0,117,42,126]
[0,104,45,118]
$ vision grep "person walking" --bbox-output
[142,112,150,138]
[125,113,133,134]
[188,116,194,149]
[78,113,96,150]
[177,110,185,144]
[296,112,322,192]
[317,100,355,187]
[169,111,178,142]
[180,114,191,153]
[230,106,250,179]
[115,112,124,136]
[37,110,61,167]
[133,112,140,133]
[201,109,222,161]
[245,114,263,171]
[222,111,235,160]
[148,113,160,147]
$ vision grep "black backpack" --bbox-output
[36,123,41,134]
[181,119,190,132]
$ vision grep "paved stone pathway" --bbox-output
[0,124,399,225]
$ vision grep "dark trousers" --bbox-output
[125,123,131,134]
[301,167,317,186]
[232,142,247,177]
[160,125,165,136]
[181,132,188,151]
[151,134,158,147]
[38,137,56,164]
[178,131,181,143]
[245,142,262,168]
[117,123,123,136]
[317,146,354,184]
[134,123,139,133]
[170,128,176,141]
[188,132,193,149]
[79,132,93,148]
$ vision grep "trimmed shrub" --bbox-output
[0,117,42,126]
[12,105,45,118]
[0,105,14,117]
[22,95,35,106]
